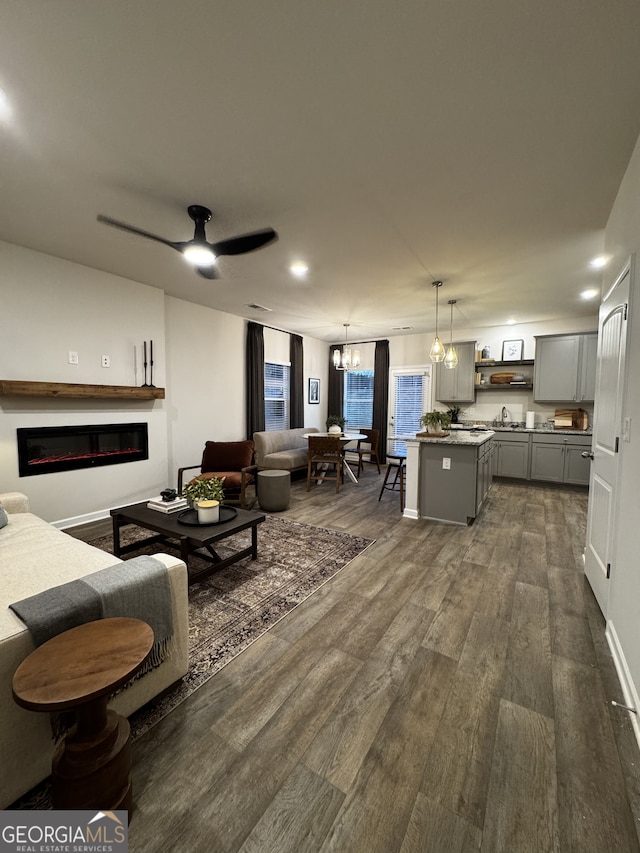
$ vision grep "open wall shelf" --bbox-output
[475,359,534,368]
[476,384,533,391]
[475,358,534,392]
[0,380,165,400]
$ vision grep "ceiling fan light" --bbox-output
[183,245,217,267]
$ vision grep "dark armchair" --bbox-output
[178,440,257,509]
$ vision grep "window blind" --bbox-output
[344,370,374,430]
[392,372,424,455]
[264,362,290,431]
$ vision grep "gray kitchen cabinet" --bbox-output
[578,332,598,402]
[493,432,530,479]
[434,340,476,403]
[418,437,493,524]
[533,332,597,403]
[530,442,565,483]
[530,433,592,486]
[476,439,494,514]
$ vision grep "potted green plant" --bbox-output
[182,475,225,506]
[446,406,464,424]
[326,414,346,434]
[420,410,452,435]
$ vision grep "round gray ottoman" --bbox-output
[258,469,291,512]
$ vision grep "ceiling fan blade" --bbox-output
[97,214,183,251]
[211,228,278,257]
[196,265,219,280]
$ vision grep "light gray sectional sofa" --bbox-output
[253,427,318,472]
[0,492,189,808]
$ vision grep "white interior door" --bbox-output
[584,262,630,615]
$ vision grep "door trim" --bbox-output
[584,255,633,614]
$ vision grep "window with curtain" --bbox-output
[343,369,374,430]
[264,362,290,430]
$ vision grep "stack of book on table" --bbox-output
[147,495,188,513]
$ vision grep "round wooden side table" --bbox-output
[12,616,154,810]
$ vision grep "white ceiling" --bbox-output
[2,1,640,343]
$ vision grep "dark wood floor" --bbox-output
[75,474,640,852]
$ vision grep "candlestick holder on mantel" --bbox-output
[141,340,155,388]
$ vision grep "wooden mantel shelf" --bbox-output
[0,380,165,400]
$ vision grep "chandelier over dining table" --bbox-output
[333,323,361,371]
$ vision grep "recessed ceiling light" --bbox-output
[506,319,517,325]
[581,288,599,300]
[0,86,12,122]
[290,262,309,279]
[590,256,607,269]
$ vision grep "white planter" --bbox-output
[196,499,220,524]
[328,425,342,434]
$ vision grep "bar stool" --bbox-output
[378,453,406,511]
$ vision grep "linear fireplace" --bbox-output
[17,423,149,477]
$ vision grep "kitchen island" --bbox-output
[401,430,495,524]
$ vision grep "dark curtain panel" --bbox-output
[246,321,265,439]
[289,333,304,428]
[328,345,344,423]
[373,339,390,462]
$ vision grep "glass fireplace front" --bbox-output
[17,423,149,477]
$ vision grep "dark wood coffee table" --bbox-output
[110,502,266,582]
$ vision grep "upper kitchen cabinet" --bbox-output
[533,332,597,403]
[434,341,476,403]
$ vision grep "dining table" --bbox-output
[304,432,367,484]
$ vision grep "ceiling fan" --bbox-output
[96,205,278,279]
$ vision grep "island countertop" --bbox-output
[395,430,495,447]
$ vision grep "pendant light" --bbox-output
[444,299,458,369]
[333,323,361,371]
[429,280,445,362]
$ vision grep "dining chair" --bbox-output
[351,427,381,476]
[307,435,344,493]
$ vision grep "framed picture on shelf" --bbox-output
[308,378,320,404]
[501,339,524,361]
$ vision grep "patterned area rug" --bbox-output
[9,516,373,809]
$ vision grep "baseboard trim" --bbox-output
[606,619,640,750]
[52,508,111,530]
[402,508,419,520]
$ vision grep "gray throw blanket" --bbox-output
[10,555,174,674]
